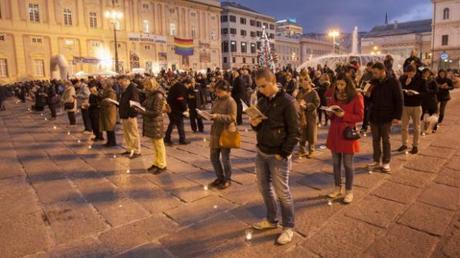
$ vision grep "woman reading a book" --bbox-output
[208,80,237,190]
[326,74,364,204]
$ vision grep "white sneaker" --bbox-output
[277,228,294,245]
[252,219,278,230]
[343,191,353,204]
[367,162,380,171]
[382,163,391,173]
[327,186,343,199]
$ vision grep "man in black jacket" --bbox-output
[403,50,423,72]
[398,65,427,154]
[118,75,141,159]
[368,63,403,173]
[164,78,191,145]
[187,78,204,133]
[250,68,299,245]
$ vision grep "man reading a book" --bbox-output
[250,68,299,245]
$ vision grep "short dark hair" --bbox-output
[366,61,374,67]
[255,68,276,82]
[372,62,385,71]
[406,65,416,73]
[215,79,231,92]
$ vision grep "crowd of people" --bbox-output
[1,50,458,245]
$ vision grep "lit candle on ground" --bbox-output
[405,151,409,155]
[327,200,333,206]
[44,118,48,121]
[113,155,117,158]
[53,126,57,130]
[213,205,218,209]
[67,131,71,135]
[203,185,208,191]
[77,139,81,143]
[88,145,92,149]
[126,169,130,173]
[203,138,207,142]
[245,229,253,241]
[368,170,373,174]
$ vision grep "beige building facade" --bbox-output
[432,0,460,70]
[0,0,222,83]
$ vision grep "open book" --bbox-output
[320,106,343,113]
[103,98,119,106]
[129,100,146,112]
[196,109,213,120]
[244,105,268,120]
[402,89,420,95]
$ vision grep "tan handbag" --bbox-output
[219,122,240,149]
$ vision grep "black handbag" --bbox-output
[64,102,75,110]
[343,126,361,140]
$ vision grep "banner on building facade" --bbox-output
[72,57,100,65]
[174,37,194,56]
[128,33,167,44]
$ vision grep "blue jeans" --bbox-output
[210,148,232,181]
[255,150,295,228]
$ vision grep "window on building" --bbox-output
[251,43,256,53]
[223,57,227,64]
[250,31,256,37]
[170,23,176,36]
[241,42,247,53]
[442,35,449,46]
[256,31,262,37]
[256,21,261,27]
[269,33,274,39]
[142,3,149,9]
[221,28,228,34]
[230,41,237,52]
[230,28,237,35]
[250,20,256,26]
[63,8,72,26]
[229,15,236,22]
[263,23,268,28]
[269,24,275,30]
[89,12,97,28]
[232,57,236,63]
[240,17,246,24]
[31,37,43,44]
[210,31,216,40]
[252,58,255,64]
[221,15,228,22]
[29,3,40,23]
[144,45,150,50]
[222,41,229,52]
[240,30,247,36]
[242,57,246,64]
[443,8,450,20]
[0,34,5,41]
[33,59,45,77]
[143,20,149,33]
[191,26,196,38]
[0,58,7,78]
[257,42,261,50]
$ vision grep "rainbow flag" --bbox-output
[174,37,194,56]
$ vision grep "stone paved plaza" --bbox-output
[1,92,460,258]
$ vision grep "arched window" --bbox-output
[443,8,450,20]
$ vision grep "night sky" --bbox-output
[229,0,432,33]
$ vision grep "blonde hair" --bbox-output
[143,78,160,92]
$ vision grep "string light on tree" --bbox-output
[257,26,276,72]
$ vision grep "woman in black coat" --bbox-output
[135,78,167,174]
[435,69,454,127]
[421,69,439,134]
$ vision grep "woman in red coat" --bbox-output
[326,75,364,204]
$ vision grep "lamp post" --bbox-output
[105,9,123,73]
[328,30,340,54]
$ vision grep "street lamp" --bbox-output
[105,9,123,73]
[328,30,340,54]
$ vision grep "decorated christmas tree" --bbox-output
[257,26,276,71]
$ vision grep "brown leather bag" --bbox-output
[219,122,240,149]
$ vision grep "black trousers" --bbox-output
[48,104,56,118]
[361,98,371,130]
[106,131,117,146]
[370,122,392,164]
[235,99,243,125]
[89,110,103,139]
[81,108,92,131]
[165,114,186,143]
[189,109,204,132]
[67,112,76,125]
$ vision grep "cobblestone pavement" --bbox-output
[1,91,460,258]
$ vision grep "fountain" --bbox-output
[298,26,404,73]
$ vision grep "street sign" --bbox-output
[440,52,449,60]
